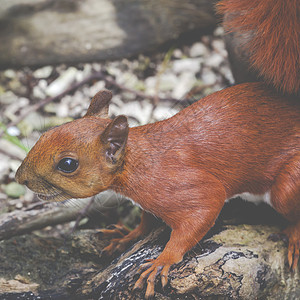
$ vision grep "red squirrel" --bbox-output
[15,0,300,297]
[16,84,299,297]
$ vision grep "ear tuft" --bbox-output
[84,89,112,118]
[101,115,129,166]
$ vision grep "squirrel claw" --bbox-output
[101,237,129,256]
[160,265,170,287]
[101,239,117,256]
[133,266,153,290]
[137,260,154,273]
[283,222,300,271]
[96,224,130,239]
[145,271,157,299]
[133,259,170,298]
[133,265,157,298]
[288,242,300,271]
[96,223,133,256]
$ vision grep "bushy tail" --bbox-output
[217,0,300,94]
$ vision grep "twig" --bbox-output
[0,148,24,161]
[0,192,125,241]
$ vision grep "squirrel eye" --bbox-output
[57,158,79,173]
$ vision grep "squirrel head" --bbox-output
[15,90,129,201]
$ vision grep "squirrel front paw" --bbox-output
[96,224,134,256]
[133,258,171,298]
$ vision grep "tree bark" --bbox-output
[0,0,217,68]
[0,222,299,299]
[0,192,125,241]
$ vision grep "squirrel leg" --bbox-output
[270,154,300,270]
[133,226,193,298]
[98,211,156,256]
[134,177,226,298]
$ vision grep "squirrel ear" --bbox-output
[101,115,129,165]
[84,89,112,118]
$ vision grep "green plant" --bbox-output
[0,122,30,153]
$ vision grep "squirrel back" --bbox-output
[217,0,300,95]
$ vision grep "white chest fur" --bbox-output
[227,191,272,207]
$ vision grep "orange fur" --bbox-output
[16,84,300,297]
[217,0,300,94]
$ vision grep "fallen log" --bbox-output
[0,201,299,299]
[0,0,217,68]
